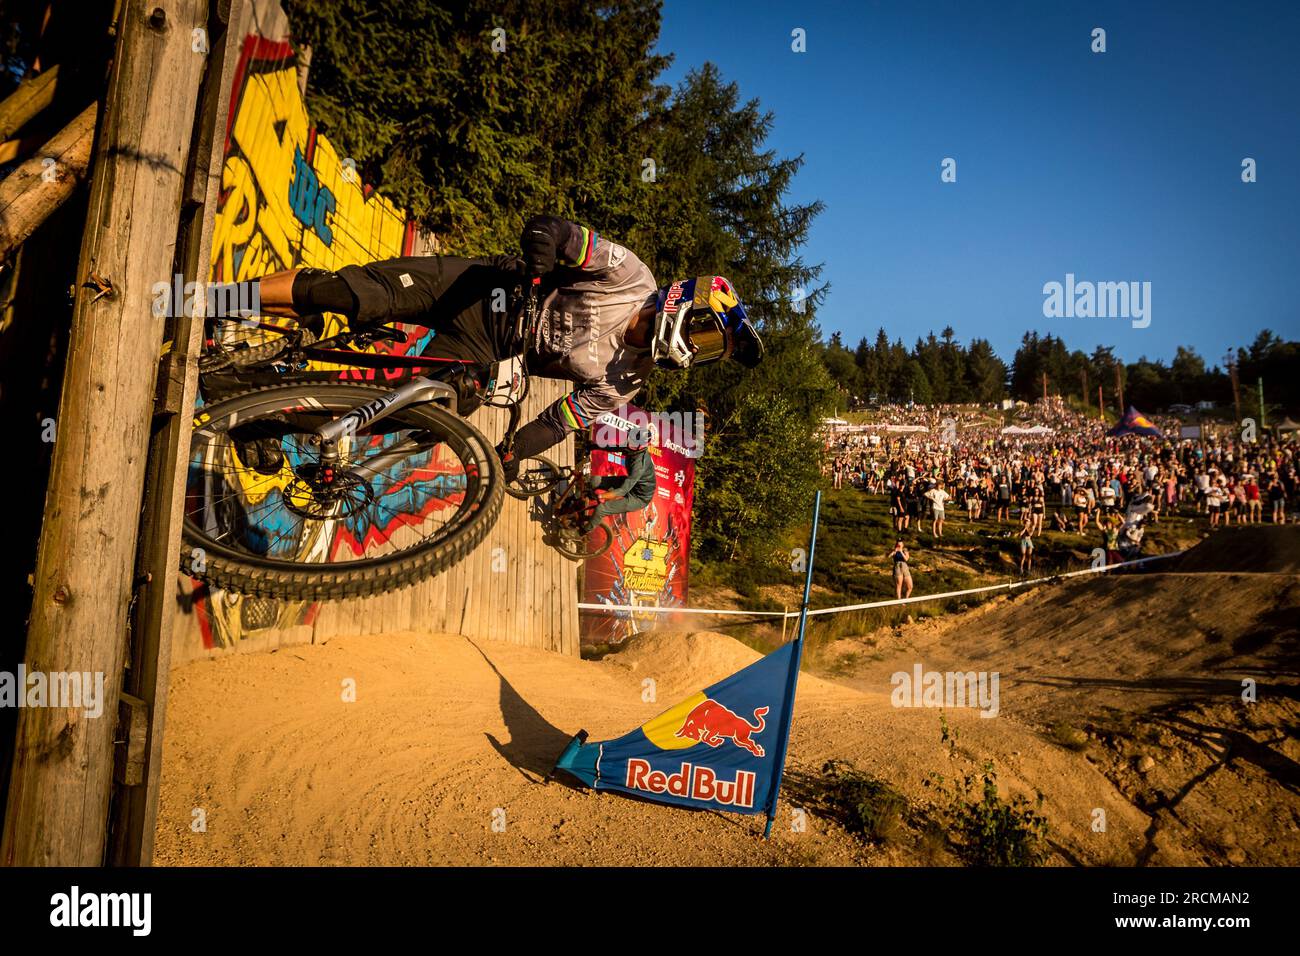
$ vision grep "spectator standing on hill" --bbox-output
[1194,468,1210,513]
[1073,486,1090,534]
[1206,480,1223,528]
[908,478,924,528]
[995,473,1011,522]
[889,478,907,533]
[1244,475,1261,524]
[1098,480,1117,524]
[1028,481,1046,535]
[1103,515,1121,566]
[891,540,913,600]
[1018,523,1035,576]
[926,482,950,538]
[963,478,980,522]
[1267,475,1287,524]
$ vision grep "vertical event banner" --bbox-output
[581,407,700,646]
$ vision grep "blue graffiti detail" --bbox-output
[288,147,335,245]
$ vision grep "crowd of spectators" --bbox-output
[822,399,1299,583]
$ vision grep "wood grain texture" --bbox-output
[1,0,211,867]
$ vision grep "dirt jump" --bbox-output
[155,527,1300,866]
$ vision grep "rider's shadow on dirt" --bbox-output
[467,640,575,785]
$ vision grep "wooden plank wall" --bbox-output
[168,0,579,664]
[171,379,581,664]
[305,383,580,655]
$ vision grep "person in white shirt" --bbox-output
[925,483,951,538]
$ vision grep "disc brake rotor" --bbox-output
[282,461,375,520]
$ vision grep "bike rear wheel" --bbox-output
[200,315,318,372]
[182,382,502,599]
[505,455,564,499]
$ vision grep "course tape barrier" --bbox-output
[575,550,1186,620]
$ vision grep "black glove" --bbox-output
[489,254,527,279]
[520,215,568,277]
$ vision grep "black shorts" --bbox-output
[335,255,522,364]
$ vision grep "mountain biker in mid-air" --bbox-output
[227,214,764,475]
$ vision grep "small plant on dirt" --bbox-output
[817,759,908,844]
[924,713,1051,866]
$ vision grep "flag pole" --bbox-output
[763,490,821,839]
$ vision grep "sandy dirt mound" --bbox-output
[819,570,1300,864]
[155,628,1160,866]
[1176,525,1300,574]
[600,630,852,703]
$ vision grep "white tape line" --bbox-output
[575,604,789,618]
[576,550,1185,619]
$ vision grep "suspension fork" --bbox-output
[314,375,458,465]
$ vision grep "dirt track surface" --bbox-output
[158,629,1160,866]
[156,528,1300,867]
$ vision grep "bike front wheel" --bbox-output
[182,382,502,599]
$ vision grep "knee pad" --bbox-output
[292,268,359,317]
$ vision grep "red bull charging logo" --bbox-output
[675,699,769,757]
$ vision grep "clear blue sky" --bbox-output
[655,0,1300,367]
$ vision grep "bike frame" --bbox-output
[297,280,542,478]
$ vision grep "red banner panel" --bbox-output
[581,407,701,646]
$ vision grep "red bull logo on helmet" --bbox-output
[625,760,758,809]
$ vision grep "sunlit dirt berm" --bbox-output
[157,526,1299,866]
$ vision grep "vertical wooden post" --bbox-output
[1,0,211,867]
[109,0,250,867]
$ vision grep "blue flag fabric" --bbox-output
[553,642,798,816]
[1108,406,1163,437]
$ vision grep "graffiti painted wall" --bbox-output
[173,0,578,662]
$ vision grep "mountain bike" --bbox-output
[505,456,614,561]
[182,282,541,599]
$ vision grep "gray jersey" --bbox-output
[529,223,658,435]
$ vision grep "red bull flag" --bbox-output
[1108,405,1163,438]
[551,641,799,817]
